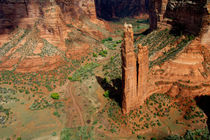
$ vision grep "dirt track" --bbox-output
[65,81,85,127]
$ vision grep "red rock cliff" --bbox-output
[149,0,209,36]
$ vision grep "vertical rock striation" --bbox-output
[137,44,149,101]
[149,0,209,35]
[95,0,148,20]
[121,24,137,114]
[121,24,149,114]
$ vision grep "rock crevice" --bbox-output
[121,24,149,114]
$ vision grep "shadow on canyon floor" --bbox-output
[195,96,210,129]
[96,76,122,107]
[94,0,148,21]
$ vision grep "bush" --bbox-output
[137,135,142,139]
[103,90,109,98]
[51,131,57,136]
[69,62,99,81]
[93,53,98,57]
[99,50,108,57]
[102,37,113,43]
[51,93,60,100]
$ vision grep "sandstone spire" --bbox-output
[137,44,149,100]
[121,23,137,114]
[121,24,149,114]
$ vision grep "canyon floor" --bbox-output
[0,17,210,140]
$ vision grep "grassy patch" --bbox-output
[69,62,99,82]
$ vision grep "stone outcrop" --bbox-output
[149,0,209,35]
[122,24,149,114]
[0,0,107,72]
[137,44,149,99]
[95,0,148,20]
[121,24,137,114]
[55,0,97,20]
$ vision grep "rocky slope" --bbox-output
[0,0,108,72]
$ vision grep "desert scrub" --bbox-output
[51,93,60,100]
[103,90,109,98]
[39,39,62,57]
[103,54,121,80]
[29,98,52,110]
[0,29,30,57]
[164,128,210,140]
[0,105,10,120]
[99,50,108,57]
[149,35,193,68]
[102,37,113,43]
[69,62,99,81]
[61,126,94,140]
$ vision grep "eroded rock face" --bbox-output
[0,0,106,72]
[95,0,148,20]
[55,0,97,20]
[121,24,149,114]
[149,0,209,35]
[121,24,137,114]
[137,44,149,99]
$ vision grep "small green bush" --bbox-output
[93,53,98,57]
[99,50,108,57]
[51,131,57,136]
[51,93,60,100]
[103,90,109,98]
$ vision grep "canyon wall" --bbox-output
[0,0,107,72]
[149,0,209,36]
[0,0,97,34]
[95,0,148,20]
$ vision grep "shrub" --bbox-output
[93,53,98,57]
[51,131,57,136]
[102,37,113,43]
[51,93,60,100]
[99,50,108,57]
[103,90,109,98]
[53,111,60,117]
[137,135,142,139]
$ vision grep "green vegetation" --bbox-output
[103,90,109,98]
[60,126,94,140]
[0,29,30,57]
[164,128,210,140]
[99,50,108,57]
[149,34,194,68]
[51,132,57,136]
[102,37,113,43]
[30,98,63,111]
[103,54,121,80]
[51,93,60,100]
[16,137,21,140]
[69,62,99,81]
[92,53,98,57]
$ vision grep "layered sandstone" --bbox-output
[0,0,107,72]
[122,24,149,114]
[149,0,209,35]
[95,0,148,20]
[121,24,137,114]
[137,44,149,99]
